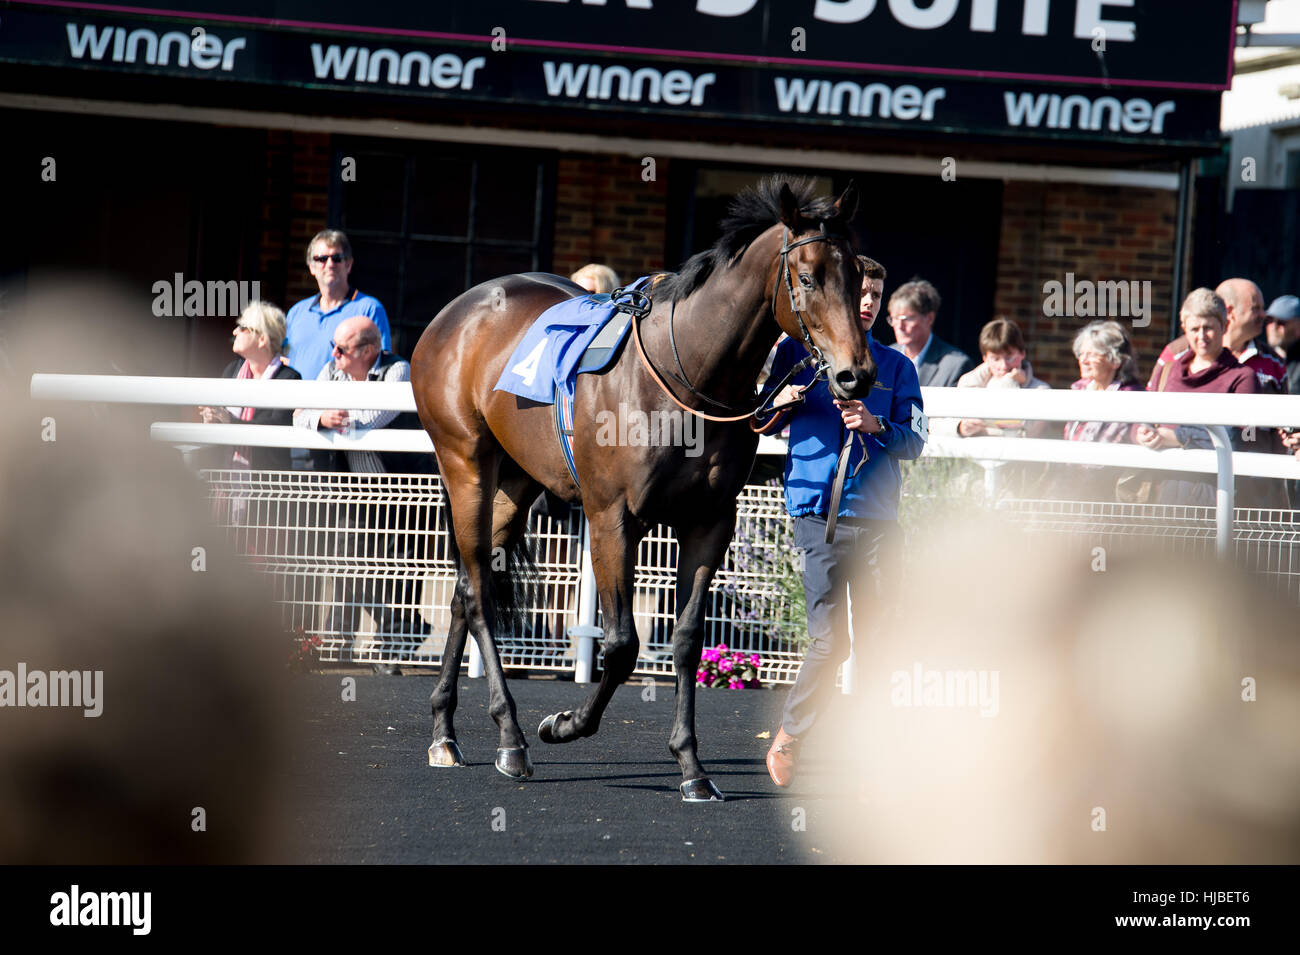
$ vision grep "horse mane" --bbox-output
[655,176,845,302]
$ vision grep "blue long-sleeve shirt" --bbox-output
[761,332,926,522]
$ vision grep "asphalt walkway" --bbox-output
[282,671,861,864]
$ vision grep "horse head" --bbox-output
[773,181,877,401]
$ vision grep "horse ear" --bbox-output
[778,183,802,228]
[830,181,859,225]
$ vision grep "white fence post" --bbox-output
[1207,425,1235,556]
[467,636,484,678]
[570,512,602,683]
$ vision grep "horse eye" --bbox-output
[798,274,814,288]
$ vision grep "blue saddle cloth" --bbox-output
[494,278,646,405]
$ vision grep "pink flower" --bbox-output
[716,644,729,655]
[718,658,733,672]
[729,679,743,689]
[749,654,761,667]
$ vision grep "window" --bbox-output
[331,141,553,358]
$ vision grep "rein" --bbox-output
[625,225,838,423]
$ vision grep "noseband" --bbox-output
[629,225,843,423]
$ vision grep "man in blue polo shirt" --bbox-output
[285,229,392,470]
[754,254,926,788]
[285,229,392,381]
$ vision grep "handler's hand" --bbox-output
[198,405,231,424]
[835,399,881,434]
[775,384,806,408]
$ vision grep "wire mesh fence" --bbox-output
[204,468,1300,685]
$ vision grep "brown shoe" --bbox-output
[766,727,799,787]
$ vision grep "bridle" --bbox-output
[629,224,846,424]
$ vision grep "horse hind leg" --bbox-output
[538,504,644,746]
[428,564,470,768]
[480,467,544,778]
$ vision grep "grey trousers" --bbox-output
[780,513,893,738]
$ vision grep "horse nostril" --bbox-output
[835,370,858,391]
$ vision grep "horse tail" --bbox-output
[490,529,539,644]
[442,506,540,643]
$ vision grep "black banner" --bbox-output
[0,4,1222,145]
[3,0,1238,90]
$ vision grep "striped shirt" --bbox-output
[292,354,409,474]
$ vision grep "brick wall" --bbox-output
[994,181,1179,388]
[553,155,669,282]
[258,131,331,310]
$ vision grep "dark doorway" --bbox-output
[3,109,265,375]
[331,139,554,361]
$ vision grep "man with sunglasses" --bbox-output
[284,230,392,383]
[285,229,392,472]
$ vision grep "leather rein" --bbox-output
[627,226,841,424]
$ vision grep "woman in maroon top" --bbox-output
[1136,288,1258,506]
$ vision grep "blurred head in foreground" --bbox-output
[823,515,1300,864]
[0,282,293,863]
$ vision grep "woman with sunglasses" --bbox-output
[198,300,301,470]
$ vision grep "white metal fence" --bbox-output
[203,469,809,679]
[32,373,1300,685]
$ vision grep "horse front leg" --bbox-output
[537,504,644,744]
[668,511,736,802]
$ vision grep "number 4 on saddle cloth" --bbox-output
[493,278,652,492]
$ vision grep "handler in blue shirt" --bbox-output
[285,229,392,381]
[755,255,926,788]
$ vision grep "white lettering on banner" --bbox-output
[1004,91,1174,134]
[773,76,946,120]
[309,44,485,90]
[542,61,716,105]
[617,0,1137,40]
[66,22,246,71]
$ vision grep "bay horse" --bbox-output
[410,177,876,800]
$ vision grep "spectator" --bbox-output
[285,230,392,382]
[887,278,974,387]
[198,301,301,470]
[1151,278,1285,393]
[1136,288,1259,506]
[294,316,434,675]
[1264,294,1300,395]
[753,256,926,788]
[947,317,1051,439]
[1050,320,1143,501]
[570,263,620,294]
[284,229,391,475]
[1149,280,1290,507]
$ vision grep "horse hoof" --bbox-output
[537,711,574,744]
[428,738,467,768]
[680,777,725,802]
[495,747,534,779]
